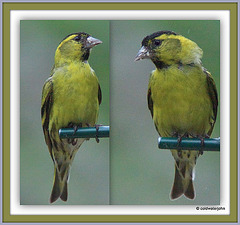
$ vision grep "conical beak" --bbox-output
[135,46,150,61]
[86,36,102,48]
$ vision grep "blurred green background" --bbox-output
[20,20,220,205]
[110,20,220,205]
[20,20,110,204]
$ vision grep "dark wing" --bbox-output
[148,74,163,137]
[41,77,54,161]
[147,87,153,118]
[98,84,102,105]
[204,69,218,136]
[91,69,102,106]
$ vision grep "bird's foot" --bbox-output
[95,124,102,143]
[172,132,189,157]
[200,135,210,155]
[67,122,82,145]
[172,132,182,148]
[192,134,209,155]
[173,132,189,147]
[199,138,204,155]
[67,122,82,133]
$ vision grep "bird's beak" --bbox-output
[86,36,102,48]
[135,46,150,61]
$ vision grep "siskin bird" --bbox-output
[41,32,102,203]
[135,31,218,200]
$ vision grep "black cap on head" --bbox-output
[141,30,177,46]
[60,32,90,44]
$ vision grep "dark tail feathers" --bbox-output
[50,165,69,203]
[171,165,195,200]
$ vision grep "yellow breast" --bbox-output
[150,65,212,137]
[50,62,99,131]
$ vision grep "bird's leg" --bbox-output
[66,122,78,132]
[176,133,186,147]
[199,137,205,155]
[177,135,182,147]
[174,132,189,156]
[95,124,102,143]
[66,122,74,129]
[73,123,82,135]
[200,134,210,155]
[192,134,209,155]
[72,123,84,145]
[67,122,82,145]
[172,132,182,156]
[205,134,210,139]
[66,122,74,144]
[67,122,73,144]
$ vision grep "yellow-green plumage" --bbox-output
[149,65,213,138]
[50,62,100,132]
[41,32,102,203]
[136,31,218,200]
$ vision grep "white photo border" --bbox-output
[11,10,229,215]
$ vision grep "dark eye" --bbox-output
[74,36,81,41]
[154,40,162,46]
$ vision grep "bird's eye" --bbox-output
[74,36,81,41]
[154,40,162,46]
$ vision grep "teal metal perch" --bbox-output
[158,137,220,151]
[59,126,109,139]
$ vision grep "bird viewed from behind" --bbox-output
[135,31,218,200]
[41,32,102,203]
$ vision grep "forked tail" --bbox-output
[50,164,70,203]
[171,163,195,200]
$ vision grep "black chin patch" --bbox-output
[82,49,90,61]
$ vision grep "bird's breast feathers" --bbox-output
[150,65,212,137]
[50,62,99,130]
